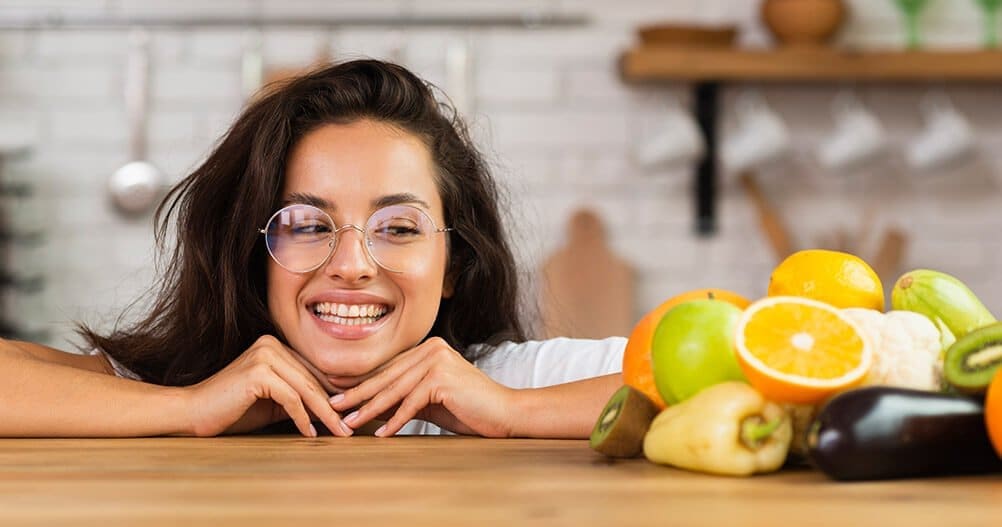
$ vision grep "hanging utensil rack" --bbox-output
[0,146,48,342]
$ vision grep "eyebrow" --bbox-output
[283,192,432,212]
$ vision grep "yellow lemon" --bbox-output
[768,249,884,310]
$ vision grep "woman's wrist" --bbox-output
[504,385,539,438]
[165,385,200,437]
[504,374,623,439]
[504,386,531,438]
[505,386,560,439]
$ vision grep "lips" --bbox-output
[304,292,394,339]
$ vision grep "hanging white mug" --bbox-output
[818,92,888,171]
[906,93,975,171]
[722,91,790,173]
[635,97,705,168]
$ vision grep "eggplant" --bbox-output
[806,386,1002,481]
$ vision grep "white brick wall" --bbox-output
[1,0,1002,347]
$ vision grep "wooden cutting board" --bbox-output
[540,209,634,339]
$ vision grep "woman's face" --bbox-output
[267,120,451,387]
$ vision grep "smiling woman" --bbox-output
[267,120,455,381]
[0,59,624,440]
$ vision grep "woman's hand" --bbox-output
[329,337,516,437]
[182,335,352,438]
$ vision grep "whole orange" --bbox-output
[767,249,884,310]
[622,288,751,409]
[987,368,1002,458]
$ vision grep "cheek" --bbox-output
[266,264,303,328]
[396,248,449,322]
[404,246,449,295]
[397,266,444,307]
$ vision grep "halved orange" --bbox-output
[735,296,873,405]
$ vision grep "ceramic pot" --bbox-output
[761,0,847,46]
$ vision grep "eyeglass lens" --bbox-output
[264,204,439,273]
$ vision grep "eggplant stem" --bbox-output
[740,415,782,449]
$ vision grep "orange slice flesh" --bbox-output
[736,296,873,405]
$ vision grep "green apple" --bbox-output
[651,299,747,405]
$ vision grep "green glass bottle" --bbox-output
[893,0,931,49]
[975,0,1002,48]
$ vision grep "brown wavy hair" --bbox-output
[79,59,527,386]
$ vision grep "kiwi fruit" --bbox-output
[589,385,660,458]
[944,321,1002,394]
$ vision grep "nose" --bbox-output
[321,224,378,281]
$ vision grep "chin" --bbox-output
[301,342,386,379]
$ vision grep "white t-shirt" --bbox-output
[93,336,627,436]
[399,336,626,435]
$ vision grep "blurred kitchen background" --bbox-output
[1,0,1002,347]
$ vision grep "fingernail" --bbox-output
[309,424,318,438]
[343,411,359,425]
[329,393,344,404]
[340,421,353,436]
[374,425,387,437]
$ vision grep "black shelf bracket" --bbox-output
[693,82,719,236]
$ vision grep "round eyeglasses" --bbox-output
[259,203,452,274]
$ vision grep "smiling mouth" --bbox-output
[309,302,391,326]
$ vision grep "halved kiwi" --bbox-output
[944,321,1002,395]
[589,385,660,458]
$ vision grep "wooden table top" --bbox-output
[0,436,998,526]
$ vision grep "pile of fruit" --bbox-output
[590,249,1002,481]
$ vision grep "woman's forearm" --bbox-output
[0,344,191,437]
[509,373,622,439]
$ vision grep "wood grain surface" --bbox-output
[620,47,1002,82]
[0,436,998,526]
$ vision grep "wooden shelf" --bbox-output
[621,47,1002,83]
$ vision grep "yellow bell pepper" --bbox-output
[643,382,792,476]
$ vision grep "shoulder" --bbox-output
[469,336,626,389]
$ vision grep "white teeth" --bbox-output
[315,314,383,325]
[311,302,388,324]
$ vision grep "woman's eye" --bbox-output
[385,226,419,236]
[291,223,331,235]
[374,222,422,238]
